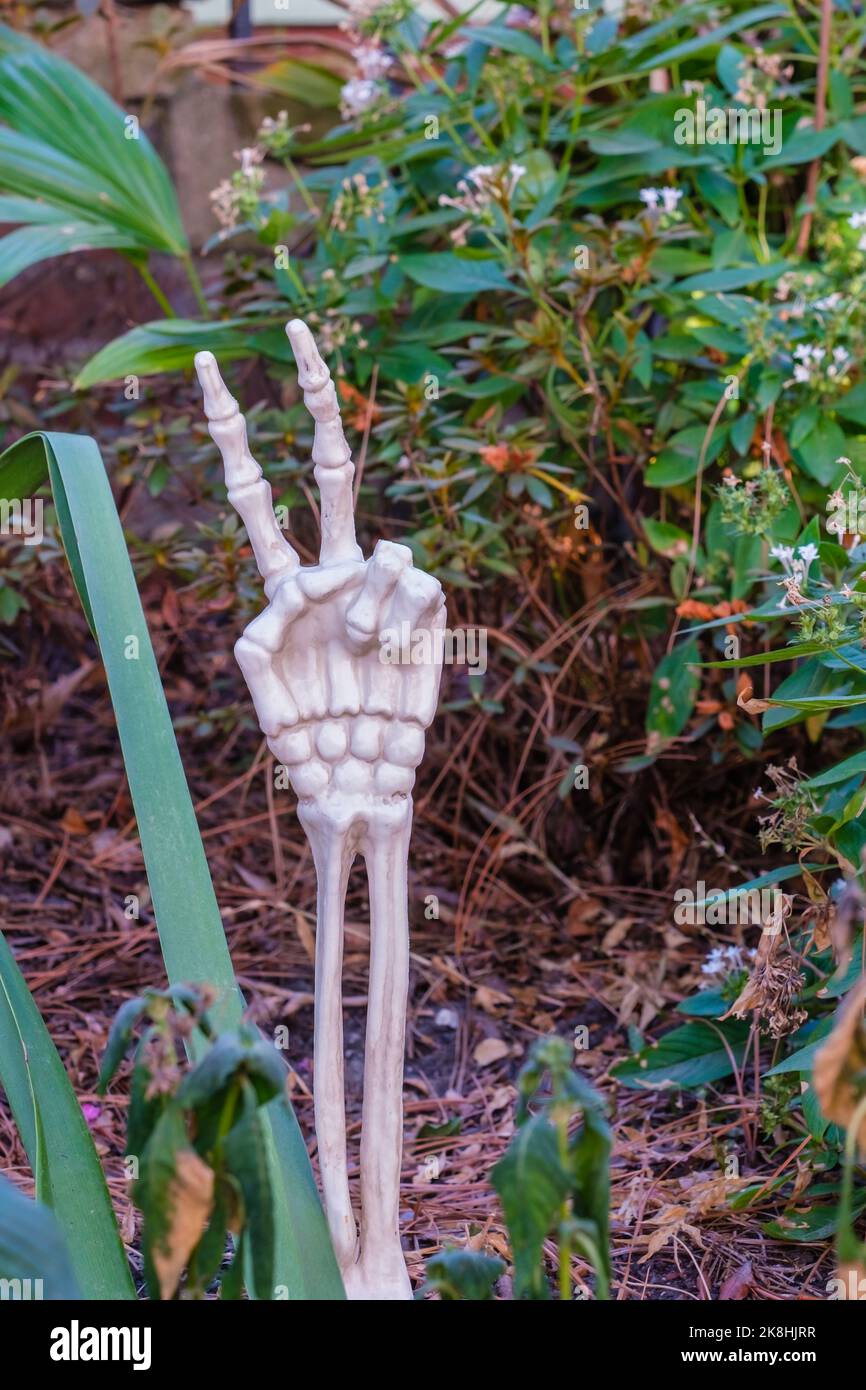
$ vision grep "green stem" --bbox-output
[556,1110,571,1300]
[181,254,209,317]
[138,261,176,318]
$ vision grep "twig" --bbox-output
[796,0,833,258]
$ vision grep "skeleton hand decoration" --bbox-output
[195,321,445,1301]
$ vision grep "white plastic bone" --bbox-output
[196,322,444,1300]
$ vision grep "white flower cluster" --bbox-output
[701,944,755,983]
[340,37,393,119]
[791,343,850,384]
[849,209,866,250]
[438,163,525,244]
[639,186,683,215]
[770,542,819,608]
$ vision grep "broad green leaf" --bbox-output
[225,1087,274,1302]
[98,996,148,1093]
[0,221,135,287]
[254,58,342,107]
[675,261,790,293]
[424,1248,504,1300]
[646,639,699,743]
[75,320,253,389]
[0,1175,82,1300]
[492,1115,571,1299]
[642,518,692,558]
[0,931,135,1298]
[794,417,848,486]
[0,25,187,260]
[764,1198,866,1243]
[637,5,787,68]
[806,748,866,790]
[466,23,555,69]
[135,1102,190,1299]
[612,1019,750,1089]
[399,252,513,294]
[763,1022,834,1076]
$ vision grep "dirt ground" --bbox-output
[0,412,836,1297]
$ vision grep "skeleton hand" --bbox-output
[195,321,444,1300]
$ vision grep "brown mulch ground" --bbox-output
[0,534,836,1303]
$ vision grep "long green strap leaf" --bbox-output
[0,433,344,1299]
[0,933,136,1298]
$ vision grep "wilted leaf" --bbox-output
[814,976,866,1154]
[474,1036,510,1068]
[424,1248,504,1300]
[152,1149,215,1301]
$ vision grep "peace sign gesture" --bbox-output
[196,322,445,1299]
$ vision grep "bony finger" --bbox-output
[286,318,361,566]
[194,350,298,594]
[346,540,412,649]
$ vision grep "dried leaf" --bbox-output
[737,680,771,714]
[473,1036,510,1068]
[719,1260,754,1300]
[153,1149,215,1300]
[814,977,866,1155]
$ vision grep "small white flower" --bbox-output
[793,363,810,383]
[352,42,393,79]
[798,543,819,570]
[639,187,660,208]
[770,543,796,572]
[340,77,380,117]
[849,210,866,229]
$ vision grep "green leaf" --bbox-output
[642,518,691,558]
[646,639,700,743]
[0,930,135,1299]
[135,1102,189,1299]
[763,1025,833,1076]
[570,1106,611,1299]
[701,640,827,669]
[0,1175,82,1299]
[612,1019,751,1089]
[793,417,848,486]
[424,1248,504,1300]
[492,1115,571,1299]
[466,23,556,69]
[178,1031,285,1110]
[675,262,791,293]
[759,123,838,168]
[637,5,787,68]
[0,221,137,287]
[225,1086,275,1302]
[399,252,513,294]
[764,1199,866,1243]
[806,748,866,790]
[836,382,866,427]
[98,996,148,1093]
[254,58,342,108]
[0,25,187,263]
[75,320,252,389]
[0,432,343,1300]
